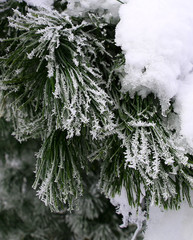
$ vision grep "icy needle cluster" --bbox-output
[1,8,114,140]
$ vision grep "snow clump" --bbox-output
[110,186,145,238]
[116,0,193,146]
[67,0,125,19]
[23,0,54,8]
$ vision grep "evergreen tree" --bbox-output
[1,0,193,239]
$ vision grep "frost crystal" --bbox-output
[2,8,114,140]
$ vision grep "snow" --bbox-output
[145,199,193,240]
[110,187,145,232]
[174,75,193,147]
[23,0,54,8]
[67,0,124,19]
[116,0,193,146]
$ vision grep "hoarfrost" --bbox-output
[5,8,115,140]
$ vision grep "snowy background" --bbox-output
[145,200,193,240]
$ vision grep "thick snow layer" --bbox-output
[145,200,193,240]
[116,0,193,145]
[24,0,53,8]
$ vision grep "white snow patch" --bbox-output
[110,186,145,238]
[145,199,193,240]
[23,0,54,8]
[67,0,126,19]
[174,74,193,147]
[115,0,193,144]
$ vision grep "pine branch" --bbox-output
[0,7,114,141]
[32,129,91,211]
[89,55,193,211]
[95,91,193,210]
